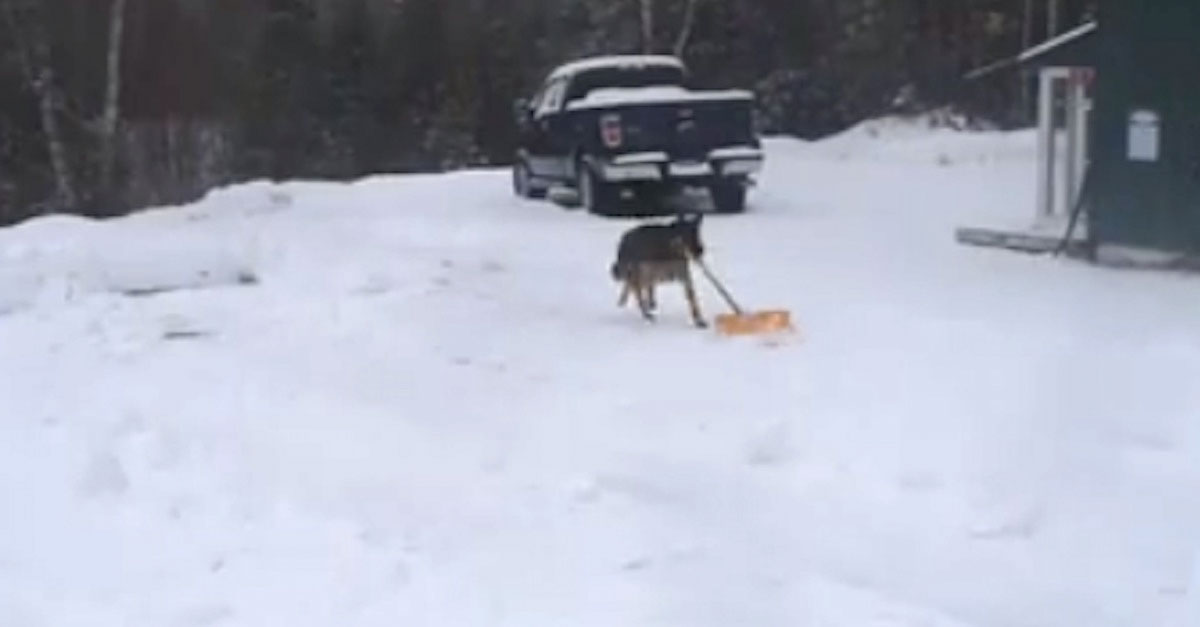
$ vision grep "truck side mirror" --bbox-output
[513,98,530,124]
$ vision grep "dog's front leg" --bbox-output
[617,281,631,307]
[632,278,655,322]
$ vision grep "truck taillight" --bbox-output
[600,114,623,148]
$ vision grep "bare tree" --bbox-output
[99,0,128,200]
[2,0,77,212]
[640,0,653,53]
[673,0,701,58]
[640,0,702,59]
[1020,0,1034,122]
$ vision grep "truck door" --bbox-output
[529,78,568,180]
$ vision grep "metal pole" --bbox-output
[1021,0,1034,122]
[1036,68,1060,220]
[1072,73,1092,205]
[1064,72,1079,215]
[1048,0,1060,38]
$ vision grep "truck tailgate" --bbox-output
[622,101,756,159]
[569,88,757,159]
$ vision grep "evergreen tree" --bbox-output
[0,0,1095,222]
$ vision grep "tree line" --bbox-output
[0,0,1095,225]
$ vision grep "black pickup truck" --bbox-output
[511,55,764,216]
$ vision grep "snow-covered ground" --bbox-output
[2,120,1199,627]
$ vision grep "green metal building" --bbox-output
[958,0,1200,267]
[1088,0,1200,262]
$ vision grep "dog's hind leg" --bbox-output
[646,282,657,311]
[617,281,631,307]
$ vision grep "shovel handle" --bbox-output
[690,255,745,315]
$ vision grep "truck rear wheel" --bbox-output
[512,160,546,199]
[579,164,621,216]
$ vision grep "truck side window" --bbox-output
[535,79,566,119]
[527,84,546,114]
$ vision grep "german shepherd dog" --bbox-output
[610,212,707,328]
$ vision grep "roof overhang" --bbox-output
[965,20,1098,80]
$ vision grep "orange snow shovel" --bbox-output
[689,254,795,337]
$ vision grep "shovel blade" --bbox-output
[714,310,795,336]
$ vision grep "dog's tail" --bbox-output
[610,261,623,281]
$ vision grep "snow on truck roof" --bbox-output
[565,85,753,111]
[548,55,685,81]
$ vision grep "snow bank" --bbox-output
[780,110,1032,167]
[0,223,258,309]
[0,214,259,314]
[0,181,305,314]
